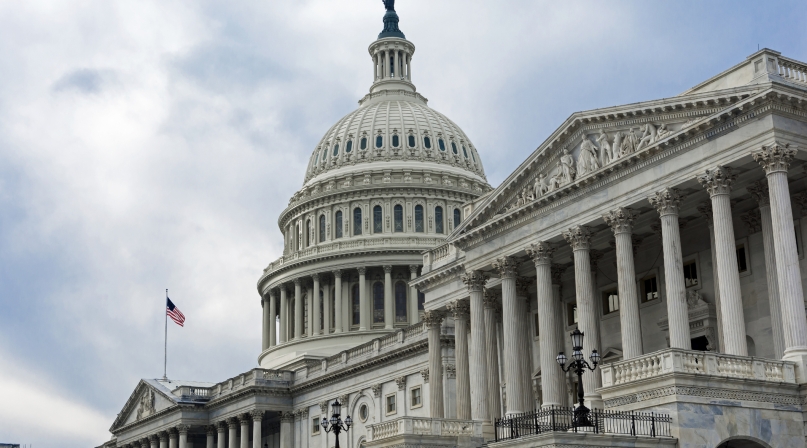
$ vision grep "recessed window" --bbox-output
[408,135,416,148]
[470,148,476,162]
[359,403,369,422]
[373,282,385,324]
[360,137,367,150]
[462,145,468,158]
[373,205,383,233]
[305,219,311,247]
[641,275,659,302]
[319,215,326,242]
[438,138,446,151]
[410,386,422,408]
[414,205,424,232]
[352,284,360,326]
[314,151,319,164]
[395,281,407,323]
[353,208,362,236]
[683,260,698,287]
[333,144,339,156]
[394,205,403,232]
[392,134,400,147]
[736,244,748,273]
[417,291,425,310]
[567,302,578,326]
[602,289,619,315]
[453,208,461,228]
[534,312,540,337]
[435,206,444,234]
[346,140,353,153]
[385,393,397,415]
[335,211,343,238]
[451,141,458,155]
[424,136,432,149]
[312,418,320,435]
[322,149,327,161]
[376,135,383,148]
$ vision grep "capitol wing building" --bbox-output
[100,5,807,448]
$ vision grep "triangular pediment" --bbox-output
[110,380,178,432]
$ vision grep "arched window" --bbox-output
[335,211,343,238]
[414,205,424,233]
[373,205,383,233]
[393,205,403,232]
[375,135,383,148]
[470,148,476,162]
[462,145,468,158]
[395,281,407,323]
[435,206,444,234]
[417,291,425,310]
[424,136,432,149]
[360,137,367,150]
[346,140,353,153]
[451,142,458,155]
[354,208,362,235]
[333,144,339,156]
[352,284,360,326]
[306,219,312,246]
[322,148,327,161]
[319,215,326,242]
[438,138,446,151]
[314,151,319,164]
[408,135,416,147]
[453,208,461,228]
[392,134,399,147]
[373,282,384,324]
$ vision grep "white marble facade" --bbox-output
[99,5,807,448]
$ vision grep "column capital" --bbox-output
[409,265,419,275]
[311,273,320,281]
[550,263,568,285]
[319,401,330,414]
[461,270,488,292]
[747,180,771,207]
[227,417,239,428]
[238,413,251,424]
[267,289,277,299]
[357,266,367,275]
[159,431,169,442]
[168,427,178,436]
[698,166,737,197]
[176,425,190,435]
[753,142,797,175]
[492,256,518,279]
[422,310,445,328]
[516,276,532,298]
[250,409,264,422]
[206,425,216,436]
[332,269,342,278]
[293,277,302,286]
[280,411,295,422]
[395,376,407,390]
[140,438,150,447]
[649,187,684,216]
[371,383,382,398]
[448,299,470,320]
[603,207,638,235]
[383,265,393,274]
[339,394,350,406]
[420,368,430,383]
[741,209,762,233]
[562,225,593,250]
[526,241,555,266]
[697,202,713,222]
[149,434,159,443]
[483,289,501,309]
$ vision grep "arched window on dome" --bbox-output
[333,143,339,157]
[393,205,403,232]
[305,219,312,246]
[353,208,362,235]
[408,135,416,148]
[346,140,353,153]
[395,281,407,323]
[319,214,326,242]
[414,205,424,233]
[295,223,301,250]
[470,147,476,162]
[360,137,367,150]
[435,206,444,234]
[451,142,458,155]
[376,135,383,148]
[391,134,399,148]
[373,281,384,324]
[424,136,432,149]
[351,284,360,326]
[454,208,461,228]
[462,145,468,158]
[438,138,446,152]
[373,205,383,233]
[314,151,319,164]
[335,211,343,238]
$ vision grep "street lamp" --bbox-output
[321,398,352,448]
[556,328,600,428]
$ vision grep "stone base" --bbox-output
[489,432,677,447]
[363,434,485,448]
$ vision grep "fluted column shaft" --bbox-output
[527,242,563,407]
[359,267,368,331]
[604,208,643,359]
[699,203,724,352]
[483,293,502,420]
[307,284,315,337]
[323,281,331,334]
[205,429,213,448]
[451,300,471,420]
[216,425,226,448]
[312,275,321,336]
[410,266,420,325]
[169,431,177,448]
[278,288,287,344]
[269,291,277,347]
[551,265,569,406]
[261,295,270,351]
[333,271,343,333]
[159,433,168,448]
[293,280,302,339]
[649,189,691,349]
[698,168,747,355]
[562,227,602,407]
[384,266,394,329]
[493,256,528,415]
[515,281,534,409]
[463,271,490,423]
[425,311,445,418]
[239,417,249,448]
[251,411,263,448]
[178,427,189,448]
[227,419,237,448]
[754,145,807,360]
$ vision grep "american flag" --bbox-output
[166,298,185,327]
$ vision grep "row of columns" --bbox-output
[262,266,423,351]
[374,48,411,81]
[124,411,275,448]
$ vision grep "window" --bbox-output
[602,289,619,315]
[410,386,422,408]
[736,244,748,273]
[376,135,383,148]
[335,211,343,238]
[395,281,407,323]
[641,275,659,302]
[322,148,327,161]
[319,289,324,330]
[333,143,339,156]
[373,205,383,233]
[408,135,416,148]
[534,312,540,337]
[394,205,403,232]
[295,223,300,250]
[312,418,320,435]
[392,134,399,147]
[451,141,458,155]
[359,404,369,422]
[354,208,362,235]
[417,291,425,310]
[453,208,461,228]
[360,137,367,150]
[305,219,311,247]
[567,302,578,326]
[385,393,397,415]
[435,206,444,234]
[352,284,360,326]
[470,149,476,162]
[319,215,326,242]
[438,138,446,151]
[314,151,319,164]
[462,145,468,158]
[683,260,698,287]
[346,140,353,153]
[373,282,384,324]
[414,205,424,232]
[424,136,432,149]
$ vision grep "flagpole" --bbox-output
[163,288,168,380]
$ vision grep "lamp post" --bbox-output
[556,328,601,428]
[321,398,352,448]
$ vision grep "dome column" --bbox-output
[358,267,368,330]
[293,279,302,340]
[312,274,321,336]
[323,277,332,334]
[306,283,314,337]
[409,265,420,325]
[334,270,344,333]
[278,286,288,344]
[384,265,394,329]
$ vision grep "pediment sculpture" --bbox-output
[136,388,156,420]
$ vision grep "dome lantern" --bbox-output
[369,2,416,95]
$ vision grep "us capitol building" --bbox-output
[100,3,807,448]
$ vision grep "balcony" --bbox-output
[366,417,483,447]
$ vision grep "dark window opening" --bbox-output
[394,205,403,232]
[567,302,578,326]
[354,208,362,235]
[602,289,619,315]
[376,135,383,148]
[408,135,416,147]
[435,206,444,234]
[335,211,343,238]
[424,136,432,149]
[453,208,461,228]
[683,261,698,287]
[451,142,458,154]
[352,284,360,325]
[395,281,407,322]
[373,282,384,324]
[373,205,383,233]
[319,215,326,242]
[736,244,748,272]
[346,140,352,153]
[438,139,446,151]
[691,336,710,351]
[360,137,367,150]
[462,146,468,158]
[417,291,425,310]
[414,205,424,232]
[641,275,659,302]
[333,144,339,156]
[392,135,399,147]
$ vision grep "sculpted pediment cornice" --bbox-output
[111,380,178,433]
[409,261,465,292]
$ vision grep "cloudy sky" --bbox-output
[0,0,805,446]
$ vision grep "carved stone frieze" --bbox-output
[603,385,800,408]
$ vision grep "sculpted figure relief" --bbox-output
[558,149,576,185]
[596,129,614,164]
[656,123,671,140]
[621,128,639,155]
[612,131,624,161]
[533,173,548,198]
[635,123,657,151]
[577,137,600,176]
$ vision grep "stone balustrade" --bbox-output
[368,417,482,441]
[777,56,807,85]
[600,348,796,387]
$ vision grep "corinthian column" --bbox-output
[268,290,277,348]
[424,310,445,418]
[150,434,159,448]
[603,208,643,359]
[551,264,569,406]
[410,265,420,325]
[562,226,602,408]
[307,282,315,337]
[697,203,723,352]
[333,270,343,333]
[239,414,249,448]
[384,265,394,329]
[205,427,213,448]
[753,144,807,366]
[168,427,178,448]
[358,267,368,331]
[216,422,226,448]
[748,180,785,358]
[527,242,563,407]
[312,274,321,336]
[492,256,528,415]
[698,168,747,355]
[293,279,303,340]
[261,294,270,351]
[462,270,490,423]
[177,425,189,448]
[515,277,535,409]
[449,299,471,419]
[279,412,293,448]
[483,291,502,420]
[250,410,263,448]
[649,188,692,350]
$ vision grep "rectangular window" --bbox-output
[312,418,320,435]
[534,312,539,337]
[641,275,659,303]
[410,386,422,408]
[602,289,619,315]
[385,393,397,415]
[683,260,698,287]
[567,302,577,326]
[736,244,748,273]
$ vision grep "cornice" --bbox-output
[410,261,465,292]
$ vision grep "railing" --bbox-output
[777,56,807,85]
[369,417,482,441]
[600,348,796,387]
[494,407,672,442]
[173,386,211,401]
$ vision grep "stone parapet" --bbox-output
[366,417,483,447]
[489,432,677,448]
